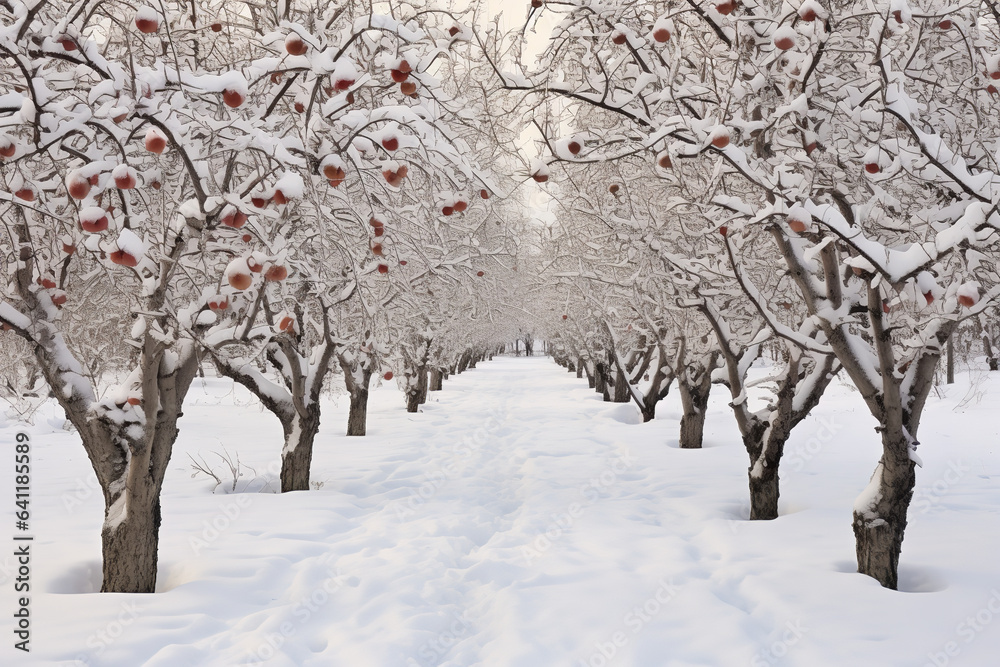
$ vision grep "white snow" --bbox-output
[3,357,1000,666]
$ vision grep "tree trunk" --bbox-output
[280,407,322,492]
[947,336,954,384]
[347,387,369,436]
[567,358,576,373]
[982,329,998,370]
[417,365,429,405]
[613,365,630,403]
[101,478,159,593]
[429,368,443,391]
[677,370,712,449]
[576,358,583,379]
[406,365,427,413]
[852,433,916,590]
[594,362,607,395]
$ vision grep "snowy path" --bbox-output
[3,356,1000,666]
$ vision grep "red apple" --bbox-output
[51,291,68,306]
[228,270,252,290]
[658,152,672,169]
[923,291,934,305]
[652,28,670,43]
[285,34,307,56]
[211,22,223,32]
[454,199,468,212]
[609,184,620,194]
[223,89,244,108]
[294,101,305,113]
[110,249,139,267]
[14,187,33,201]
[278,315,295,332]
[480,189,490,199]
[787,215,807,233]
[384,371,394,380]
[442,205,454,216]
[272,189,287,205]
[135,16,159,34]
[399,260,407,266]
[377,263,389,274]
[265,265,288,281]
[145,128,167,153]
[567,140,581,155]
[865,162,880,174]
[391,69,409,83]
[719,225,728,236]
[60,37,77,51]
[476,270,485,277]
[711,129,730,149]
[382,135,399,151]
[774,35,795,50]
[334,77,355,91]
[715,0,736,15]
[38,277,57,289]
[401,81,417,96]
[372,243,384,256]
[80,210,109,233]
[247,256,263,273]
[221,209,248,228]
[532,171,548,183]
[67,173,91,200]
[612,31,627,45]
[114,167,137,190]
[0,140,16,158]
[449,26,460,37]
[62,242,76,255]
[938,19,951,29]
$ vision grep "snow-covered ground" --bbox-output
[2,356,999,667]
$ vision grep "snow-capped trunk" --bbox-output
[100,463,160,593]
[576,358,584,379]
[280,406,322,491]
[429,368,443,391]
[745,422,783,521]
[612,361,630,403]
[852,431,916,590]
[405,366,428,412]
[341,353,374,437]
[347,385,369,436]
[677,359,713,449]
[594,361,608,398]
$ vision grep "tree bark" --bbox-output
[576,358,583,379]
[852,434,916,590]
[594,362,607,397]
[429,368,443,391]
[280,406,322,491]
[347,386,369,436]
[101,492,159,593]
[612,364,630,403]
[677,366,712,449]
[746,425,785,520]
